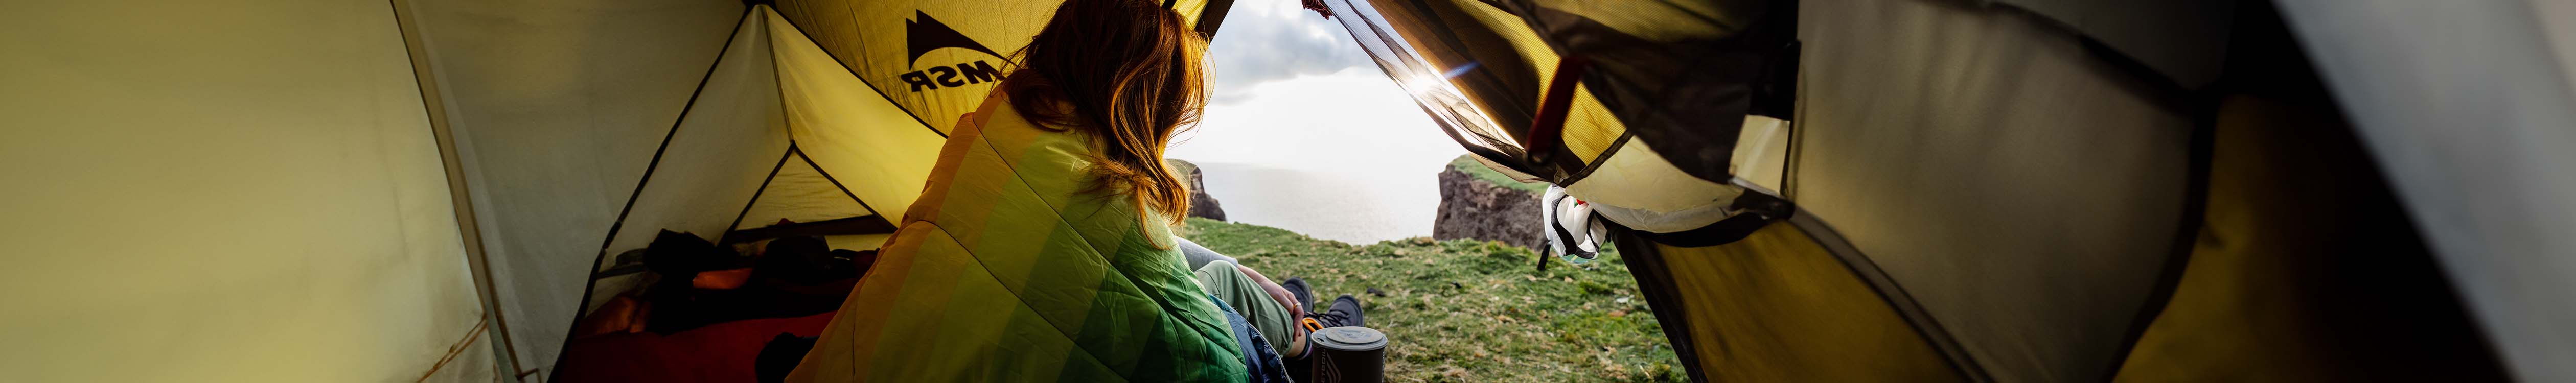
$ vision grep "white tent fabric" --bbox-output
[426,4,946,378]
[2276,1,2576,379]
[590,5,949,296]
[589,12,798,307]
[737,151,879,231]
[404,0,746,376]
[0,0,488,381]
[409,1,1150,378]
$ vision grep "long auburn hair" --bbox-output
[1000,0,1208,227]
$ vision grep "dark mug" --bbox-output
[1309,326,1387,383]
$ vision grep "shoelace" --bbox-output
[1301,312,1354,332]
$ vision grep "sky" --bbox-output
[1165,0,1469,243]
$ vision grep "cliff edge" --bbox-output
[1433,155,1546,251]
[1165,158,1227,221]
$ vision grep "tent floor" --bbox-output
[556,311,834,383]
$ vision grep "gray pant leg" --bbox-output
[1177,236,1237,270]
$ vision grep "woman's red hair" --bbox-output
[1001,0,1209,227]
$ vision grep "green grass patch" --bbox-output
[1447,155,1550,194]
[1178,218,1685,382]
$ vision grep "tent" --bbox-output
[10,0,2574,381]
[1310,0,2574,381]
[413,1,1240,380]
[3,0,1233,381]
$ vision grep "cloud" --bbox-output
[1166,68,1466,242]
[1204,0,1376,104]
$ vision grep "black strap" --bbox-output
[1631,188,1795,248]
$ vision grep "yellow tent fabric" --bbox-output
[2111,97,2505,381]
[770,7,949,225]
[1630,224,1963,381]
[735,151,879,232]
[771,0,1222,137]
[0,0,489,381]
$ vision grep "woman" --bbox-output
[781,1,1314,381]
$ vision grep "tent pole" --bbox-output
[387,0,524,380]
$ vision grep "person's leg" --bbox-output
[1176,237,1237,270]
[1193,260,1297,355]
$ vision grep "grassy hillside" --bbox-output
[1177,218,1685,382]
[1447,154,1549,194]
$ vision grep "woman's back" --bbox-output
[785,0,1239,380]
[785,91,1245,382]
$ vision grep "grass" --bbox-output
[1177,217,1686,382]
[1447,155,1550,194]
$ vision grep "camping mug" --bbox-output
[1309,326,1387,383]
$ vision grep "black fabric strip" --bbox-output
[1193,0,1239,39]
[764,6,949,138]
[720,146,800,241]
[550,8,753,382]
[1603,225,1709,383]
[1392,0,1543,137]
[1788,213,1994,382]
[1630,187,1791,247]
[385,0,528,375]
[2056,2,2239,378]
[1331,0,1535,174]
[1550,129,1630,187]
[1630,211,1770,248]
[790,145,884,219]
[2096,97,2215,381]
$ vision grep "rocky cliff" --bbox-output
[1165,158,1227,221]
[1433,155,1546,251]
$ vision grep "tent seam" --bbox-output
[1788,213,1993,381]
[790,145,885,218]
[761,6,948,138]
[721,146,800,241]
[415,318,489,382]
[553,7,755,382]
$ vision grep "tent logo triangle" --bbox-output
[901,10,1004,92]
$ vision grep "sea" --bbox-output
[1166,69,1467,244]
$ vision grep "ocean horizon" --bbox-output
[1183,158,1455,244]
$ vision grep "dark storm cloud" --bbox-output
[1204,0,1376,104]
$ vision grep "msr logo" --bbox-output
[903,11,1003,92]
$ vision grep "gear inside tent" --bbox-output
[11,0,2576,381]
[394,0,1238,380]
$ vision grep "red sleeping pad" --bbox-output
[555,312,835,383]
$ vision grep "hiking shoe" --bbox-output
[1280,277,1316,313]
[1304,295,1365,330]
